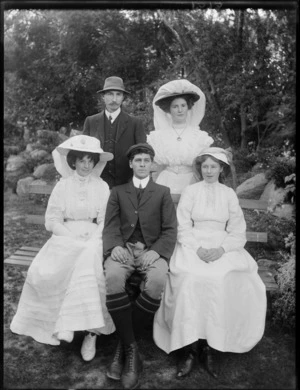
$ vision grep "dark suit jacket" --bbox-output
[83,110,146,186]
[103,179,177,261]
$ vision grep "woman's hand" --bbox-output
[197,247,224,263]
[197,247,208,259]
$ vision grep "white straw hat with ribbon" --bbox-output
[196,147,232,165]
[52,135,113,178]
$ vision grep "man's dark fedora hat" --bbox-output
[155,91,200,108]
[97,76,130,94]
[126,143,155,159]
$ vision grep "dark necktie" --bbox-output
[109,115,113,123]
[137,184,143,203]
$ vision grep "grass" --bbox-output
[3,190,296,389]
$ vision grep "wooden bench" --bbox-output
[4,182,278,293]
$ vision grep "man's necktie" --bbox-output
[109,115,113,123]
[137,184,143,203]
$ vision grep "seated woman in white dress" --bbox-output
[10,135,116,362]
[153,147,267,378]
[147,79,213,194]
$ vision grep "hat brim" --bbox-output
[97,87,130,94]
[155,92,200,107]
[56,146,113,162]
[195,152,230,166]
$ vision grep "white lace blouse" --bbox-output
[45,171,110,234]
[147,126,213,167]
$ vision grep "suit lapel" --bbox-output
[116,111,129,142]
[97,112,105,146]
[125,181,138,209]
[138,180,155,208]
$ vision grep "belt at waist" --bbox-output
[166,165,192,174]
[64,218,96,224]
[194,221,226,231]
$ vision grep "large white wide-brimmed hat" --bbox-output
[53,135,113,178]
[152,79,206,131]
[56,135,113,160]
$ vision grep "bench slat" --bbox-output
[239,198,268,210]
[14,250,39,257]
[4,259,33,267]
[246,232,268,243]
[18,246,41,252]
[5,254,36,262]
[29,184,54,195]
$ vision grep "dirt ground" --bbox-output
[3,190,296,389]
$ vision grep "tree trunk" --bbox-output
[240,103,247,149]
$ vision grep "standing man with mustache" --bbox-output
[83,76,146,188]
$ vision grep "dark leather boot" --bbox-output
[107,340,125,381]
[201,345,219,378]
[121,342,143,389]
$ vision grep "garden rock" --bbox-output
[70,129,83,136]
[260,180,286,210]
[30,149,50,160]
[16,176,35,196]
[6,155,27,172]
[33,163,54,179]
[26,143,35,153]
[31,179,49,187]
[58,133,68,142]
[236,173,268,198]
[5,155,32,192]
[272,203,295,220]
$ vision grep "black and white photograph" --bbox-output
[3,1,296,389]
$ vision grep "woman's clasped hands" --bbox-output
[197,246,225,263]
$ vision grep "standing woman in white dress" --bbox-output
[10,135,116,362]
[147,79,213,194]
[153,147,267,378]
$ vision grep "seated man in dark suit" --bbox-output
[83,76,146,188]
[103,143,177,389]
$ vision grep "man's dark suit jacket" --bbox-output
[83,110,146,186]
[103,179,177,262]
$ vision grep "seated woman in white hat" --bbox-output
[153,147,267,378]
[10,135,116,362]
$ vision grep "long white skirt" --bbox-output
[153,242,267,354]
[10,221,115,345]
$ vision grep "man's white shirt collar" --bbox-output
[133,176,150,189]
[105,108,121,123]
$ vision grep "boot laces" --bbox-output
[125,345,135,370]
[113,342,123,362]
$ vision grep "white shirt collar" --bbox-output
[105,108,121,123]
[132,176,150,189]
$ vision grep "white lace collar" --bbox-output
[73,170,91,183]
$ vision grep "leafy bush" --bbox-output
[270,232,295,330]
[265,156,295,188]
[243,209,295,252]
[272,254,295,330]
